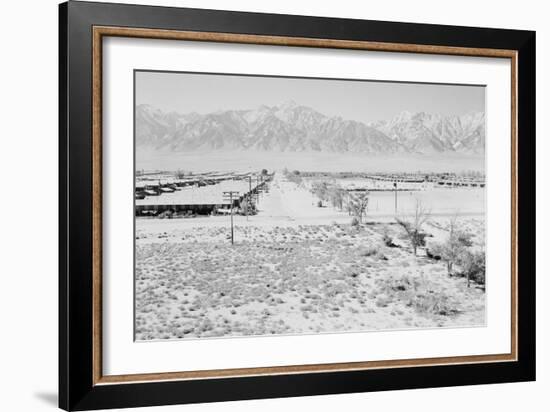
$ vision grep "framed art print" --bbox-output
[59,1,535,410]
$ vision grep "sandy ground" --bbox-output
[135,173,486,340]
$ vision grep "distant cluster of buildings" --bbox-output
[135,171,270,216]
[135,172,253,199]
[302,171,486,192]
[366,173,486,189]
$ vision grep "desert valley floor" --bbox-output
[135,173,486,340]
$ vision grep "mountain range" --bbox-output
[136,101,485,155]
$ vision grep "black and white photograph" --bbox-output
[134,71,487,341]
[1,0,541,410]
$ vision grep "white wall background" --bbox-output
[0,0,546,411]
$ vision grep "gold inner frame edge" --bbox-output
[91,26,518,386]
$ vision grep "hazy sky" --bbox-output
[135,70,485,123]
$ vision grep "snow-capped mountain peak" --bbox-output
[136,102,485,155]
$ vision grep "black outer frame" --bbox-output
[59,1,535,410]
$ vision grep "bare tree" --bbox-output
[430,214,474,277]
[329,185,347,211]
[311,181,330,207]
[458,250,484,287]
[348,191,370,223]
[396,199,431,256]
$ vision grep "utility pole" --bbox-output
[247,175,252,221]
[223,191,239,245]
[230,192,234,244]
[394,182,397,214]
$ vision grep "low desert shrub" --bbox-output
[378,275,458,318]
[412,291,458,316]
[426,248,442,260]
[360,244,386,260]
[382,227,398,247]
[360,245,378,257]
[375,294,392,307]
[389,275,415,292]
